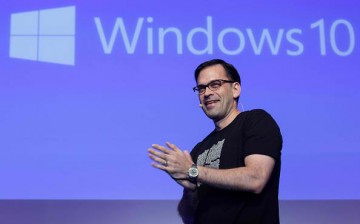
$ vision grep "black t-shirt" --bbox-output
[189,109,282,224]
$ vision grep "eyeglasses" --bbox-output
[193,79,235,95]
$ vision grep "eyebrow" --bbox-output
[197,79,220,86]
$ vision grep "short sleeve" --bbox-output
[242,109,282,160]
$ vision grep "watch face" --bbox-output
[189,167,199,178]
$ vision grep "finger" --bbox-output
[148,148,167,160]
[166,142,181,152]
[148,153,167,166]
[151,161,167,171]
[151,144,172,154]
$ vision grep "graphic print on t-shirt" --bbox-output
[197,139,224,168]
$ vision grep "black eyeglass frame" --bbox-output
[192,79,236,95]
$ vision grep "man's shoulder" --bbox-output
[242,109,278,125]
[243,108,270,117]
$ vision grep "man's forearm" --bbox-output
[197,155,275,193]
[173,178,197,191]
[197,166,261,193]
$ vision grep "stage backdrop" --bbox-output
[0,0,359,201]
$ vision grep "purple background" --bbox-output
[0,0,359,200]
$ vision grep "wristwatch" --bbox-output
[188,164,199,183]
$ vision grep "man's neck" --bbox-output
[214,109,241,131]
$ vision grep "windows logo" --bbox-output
[9,6,76,66]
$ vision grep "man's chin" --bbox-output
[204,111,221,121]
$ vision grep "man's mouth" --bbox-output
[205,100,219,106]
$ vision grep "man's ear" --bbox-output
[233,82,241,99]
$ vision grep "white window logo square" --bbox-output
[10,6,76,65]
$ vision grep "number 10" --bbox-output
[311,19,355,56]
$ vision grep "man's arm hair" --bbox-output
[197,154,275,193]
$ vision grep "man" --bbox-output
[148,59,282,223]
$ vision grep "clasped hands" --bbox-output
[148,142,196,189]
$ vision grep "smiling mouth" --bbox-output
[205,100,218,106]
